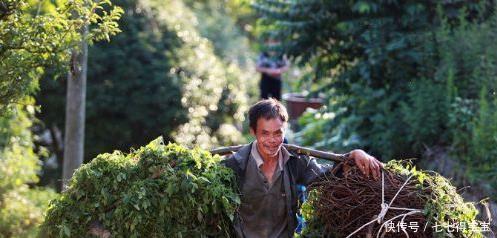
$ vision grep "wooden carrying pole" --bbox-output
[210,143,347,163]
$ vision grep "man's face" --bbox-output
[265,39,280,56]
[250,117,286,158]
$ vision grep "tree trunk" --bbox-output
[62,24,88,189]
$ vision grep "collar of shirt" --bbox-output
[251,140,290,171]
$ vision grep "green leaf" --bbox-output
[63,225,71,236]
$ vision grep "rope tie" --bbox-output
[377,203,389,223]
[345,171,423,238]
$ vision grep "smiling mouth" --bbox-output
[266,146,279,151]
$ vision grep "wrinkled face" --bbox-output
[250,117,286,159]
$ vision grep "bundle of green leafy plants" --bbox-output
[41,137,239,238]
[300,160,486,238]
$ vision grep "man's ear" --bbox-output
[249,128,255,136]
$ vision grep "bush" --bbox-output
[41,137,239,238]
[401,79,450,152]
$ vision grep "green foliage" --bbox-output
[183,0,259,102]
[467,88,497,184]
[159,0,248,149]
[39,0,187,159]
[387,161,483,238]
[182,0,260,146]
[0,103,39,197]
[400,79,450,151]
[254,0,492,160]
[38,0,250,164]
[293,109,350,150]
[0,0,122,109]
[433,14,497,193]
[257,0,497,199]
[0,103,59,237]
[41,137,239,238]
[184,0,255,67]
[0,187,58,238]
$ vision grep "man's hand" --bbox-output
[348,149,383,180]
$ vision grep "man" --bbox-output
[223,98,382,238]
[255,38,290,100]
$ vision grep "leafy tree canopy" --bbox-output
[37,0,251,163]
[0,0,122,111]
[255,0,493,159]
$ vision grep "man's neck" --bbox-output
[263,155,278,164]
[255,142,279,183]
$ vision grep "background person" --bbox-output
[256,38,290,100]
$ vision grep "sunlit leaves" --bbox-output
[0,0,122,109]
[41,137,239,237]
[0,103,58,236]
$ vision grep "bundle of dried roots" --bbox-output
[302,159,484,238]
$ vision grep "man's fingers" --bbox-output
[353,154,383,180]
[368,158,381,180]
[377,160,383,169]
[370,163,378,180]
[355,158,366,176]
[373,162,380,180]
[376,161,383,179]
[350,151,383,180]
[364,161,371,178]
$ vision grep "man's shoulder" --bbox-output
[221,155,237,168]
[221,143,252,169]
[287,150,311,161]
[286,151,313,169]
